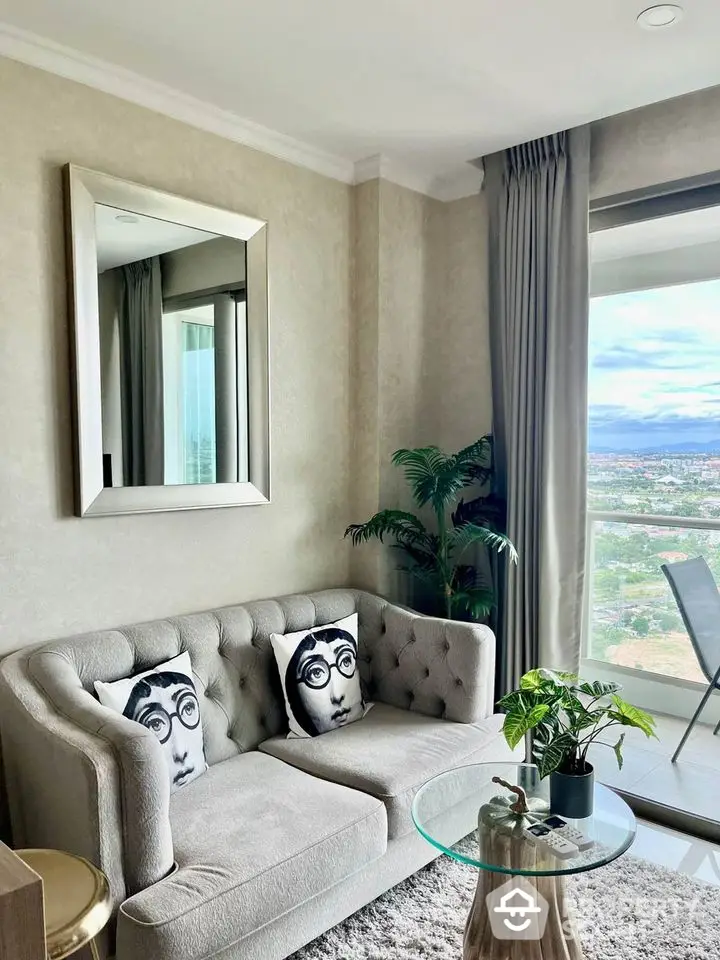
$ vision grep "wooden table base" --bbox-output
[464,823,585,960]
[464,866,584,960]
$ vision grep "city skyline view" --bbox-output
[589,278,720,452]
[587,277,720,683]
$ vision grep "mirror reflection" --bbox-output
[95,203,248,487]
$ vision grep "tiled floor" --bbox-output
[634,818,720,887]
[587,711,720,835]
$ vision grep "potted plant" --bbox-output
[345,436,517,621]
[499,669,657,818]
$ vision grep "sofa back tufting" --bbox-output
[0,587,495,906]
[24,589,381,764]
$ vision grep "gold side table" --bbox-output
[15,850,112,960]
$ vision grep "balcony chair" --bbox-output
[661,556,720,762]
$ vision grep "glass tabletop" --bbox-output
[411,761,636,877]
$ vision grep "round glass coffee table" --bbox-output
[412,762,636,960]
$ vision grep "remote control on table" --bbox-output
[522,823,579,860]
[541,815,594,852]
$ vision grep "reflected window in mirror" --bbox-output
[95,204,248,488]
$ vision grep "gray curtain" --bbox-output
[119,256,165,486]
[484,128,590,695]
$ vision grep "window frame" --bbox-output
[162,298,216,486]
[583,172,720,707]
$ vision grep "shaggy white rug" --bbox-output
[292,843,720,959]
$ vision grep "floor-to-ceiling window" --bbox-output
[583,192,720,719]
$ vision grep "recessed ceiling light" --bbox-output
[637,4,684,29]
[115,213,139,224]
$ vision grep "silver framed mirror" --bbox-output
[64,165,270,516]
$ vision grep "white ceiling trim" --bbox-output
[0,21,356,184]
[0,21,482,202]
[354,155,483,202]
[354,154,433,196]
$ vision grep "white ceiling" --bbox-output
[95,204,216,271]
[3,0,720,197]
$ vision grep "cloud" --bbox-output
[666,381,720,394]
[589,411,720,452]
[588,404,635,424]
[588,281,720,450]
[591,345,697,371]
[660,329,703,344]
[590,407,720,428]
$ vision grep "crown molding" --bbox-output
[0,23,484,201]
[0,22,356,184]
[353,154,434,196]
[353,154,484,202]
[353,155,386,184]
[430,165,485,202]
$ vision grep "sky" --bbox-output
[589,278,720,452]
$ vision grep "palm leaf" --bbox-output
[451,491,505,529]
[391,447,456,512]
[451,564,477,592]
[454,436,492,472]
[397,563,444,595]
[448,523,518,563]
[344,510,430,547]
[390,541,437,571]
[449,586,495,620]
[392,440,492,515]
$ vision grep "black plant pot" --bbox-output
[550,763,594,819]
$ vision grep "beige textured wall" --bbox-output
[0,56,353,653]
[350,180,382,591]
[349,180,490,598]
[0,54,494,650]
[420,192,491,451]
[591,84,720,199]
[350,179,431,596]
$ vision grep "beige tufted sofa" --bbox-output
[0,588,516,960]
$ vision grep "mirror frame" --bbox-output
[64,164,270,517]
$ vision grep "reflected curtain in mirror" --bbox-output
[119,256,164,486]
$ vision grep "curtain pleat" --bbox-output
[119,256,165,486]
[485,127,590,695]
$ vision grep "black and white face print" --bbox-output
[122,669,205,789]
[271,614,371,738]
[95,651,207,792]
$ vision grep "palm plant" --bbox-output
[344,436,517,620]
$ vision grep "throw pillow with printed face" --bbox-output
[270,614,371,737]
[95,651,207,792]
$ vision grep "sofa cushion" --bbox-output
[117,751,386,960]
[94,651,208,793]
[270,613,371,738]
[260,703,514,840]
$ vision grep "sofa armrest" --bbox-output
[363,601,495,724]
[0,647,173,898]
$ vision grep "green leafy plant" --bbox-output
[499,668,657,778]
[344,436,517,620]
